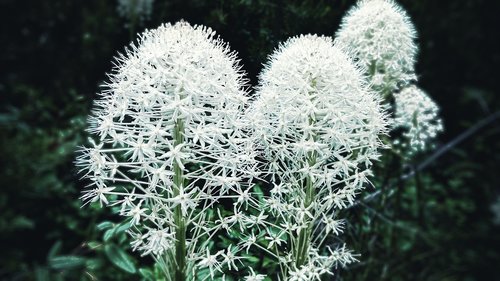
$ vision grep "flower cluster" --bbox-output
[336,0,444,158]
[76,21,257,279]
[117,0,154,24]
[78,1,441,277]
[393,85,444,157]
[246,35,388,279]
[335,0,417,93]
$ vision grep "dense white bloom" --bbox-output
[76,21,256,279]
[335,0,417,92]
[393,85,443,156]
[247,34,387,279]
[117,0,154,24]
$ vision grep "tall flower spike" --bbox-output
[335,0,418,94]
[247,34,388,279]
[75,21,257,280]
[392,85,444,157]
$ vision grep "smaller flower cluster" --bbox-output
[336,0,444,158]
[335,0,417,93]
[393,85,443,157]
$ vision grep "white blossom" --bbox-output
[246,34,387,279]
[76,21,256,279]
[244,268,267,281]
[335,0,418,92]
[393,85,443,157]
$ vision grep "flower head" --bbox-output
[247,34,387,278]
[76,21,255,276]
[250,34,387,202]
[393,85,443,157]
[335,0,418,92]
[244,268,267,281]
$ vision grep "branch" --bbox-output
[349,110,500,209]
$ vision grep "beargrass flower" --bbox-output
[393,85,443,157]
[335,0,418,94]
[246,35,388,279]
[76,21,257,280]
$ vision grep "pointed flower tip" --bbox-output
[76,20,255,259]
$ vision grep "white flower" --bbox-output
[393,85,444,156]
[335,0,418,92]
[198,249,222,279]
[247,34,387,279]
[221,245,241,271]
[239,232,257,254]
[80,183,115,207]
[170,188,197,217]
[128,200,147,225]
[321,215,345,236]
[288,266,311,281]
[244,268,266,281]
[132,227,175,256]
[265,230,285,249]
[76,21,256,279]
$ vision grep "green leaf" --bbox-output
[86,258,103,270]
[115,221,131,233]
[34,266,50,281]
[139,268,154,280]
[49,255,86,270]
[253,184,265,201]
[196,268,211,280]
[244,255,260,264]
[47,240,62,260]
[103,228,115,241]
[86,241,101,250]
[104,243,136,273]
[11,216,35,229]
[262,256,275,267]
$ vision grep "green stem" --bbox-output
[293,83,318,270]
[172,118,186,281]
[293,152,316,269]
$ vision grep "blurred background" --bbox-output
[1,0,499,280]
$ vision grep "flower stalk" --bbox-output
[294,126,317,269]
[173,116,186,281]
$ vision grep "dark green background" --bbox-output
[1,0,499,280]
